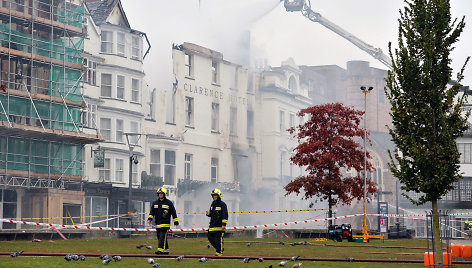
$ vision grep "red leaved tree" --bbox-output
[285,103,377,226]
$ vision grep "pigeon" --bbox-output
[278,241,286,246]
[147,258,155,264]
[290,256,299,261]
[100,255,111,260]
[64,254,72,261]
[102,258,112,265]
[152,264,161,268]
[207,244,211,248]
[71,254,79,261]
[79,255,86,261]
[112,255,122,262]
[292,263,302,268]
[346,257,355,262]
[10,251,23,258]
[268,265,273,268]
[258,257,264,262]
[136,244,145,249]
[243,257,250,263]
[177,255,185,261]
[290,243,298,246]
[199,257,208,263]
[246,242,252,247]
[99,254,106,259]
[278,261,289,266]
[146,245,153,250]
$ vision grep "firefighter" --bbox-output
[147,187,179,254]
[206,188,228,256]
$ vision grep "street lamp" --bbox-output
[125,133,143,215]
[361,86,373,242]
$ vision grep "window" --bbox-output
[130,122,140,144]
[279,110,285,133]
[185,54,192,77]
[164,150,176,185]
[101,31,113,53]
[299,116,305,126]
[150,149,161,177]
[184,153,192,180]
[87,60,97,85]
[82,103,98,128]
[230,107,237,136]
[211,103,219,131]
[115,159,124,182]
[99,158,111,181]
[117,75,125,99]
[132,78,140,103]
[131,36,140,59]
[458,143,472,163]
[247,110,254,138]
[289,113,295,128]
[100,73,112,97]
[117,32,125,56]
[100,118,111,141]
[116,119,123,142]
[185,97,194,126]
[288,75,297,92]
[211,157,218,183]
[211,60,219,84]
[230,66,238,89]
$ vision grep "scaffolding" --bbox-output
[0,0,100,188]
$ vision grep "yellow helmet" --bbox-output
[157,187,167,197]
[211,188,222,198]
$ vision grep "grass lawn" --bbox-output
[0,237,469,267]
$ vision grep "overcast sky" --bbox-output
[121,0,472,91]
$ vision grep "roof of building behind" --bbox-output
[85,0,120,26]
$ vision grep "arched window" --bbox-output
[288,75,297,92]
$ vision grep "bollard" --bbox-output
[424,252,451,267]
[462,245,472,258]
[450,244,462,257]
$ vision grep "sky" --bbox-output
[120,0,472,91]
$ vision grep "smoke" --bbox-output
[121,0,281,93]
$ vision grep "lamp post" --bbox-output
[360,86,373,242]
[125,133,142,215]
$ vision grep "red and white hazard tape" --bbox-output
[1,211,470,233]
[0,214,360,233]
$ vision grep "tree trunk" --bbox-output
[328,193,333,227]
[432,199,443,266]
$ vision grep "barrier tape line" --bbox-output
[8,208,328,221]
[0,214,360,233]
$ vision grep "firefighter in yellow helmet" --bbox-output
[147,187,179,254]
[206,188,228,256]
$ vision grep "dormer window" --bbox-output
[288,75,297,92]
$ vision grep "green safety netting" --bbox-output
[0,136,82,176]
[0,94,81,132]
[55,4,84,29]
[0,22,83,65]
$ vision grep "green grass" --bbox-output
[0,237,469,267]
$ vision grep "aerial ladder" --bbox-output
[283,0,392,70]
[283,0,387,242]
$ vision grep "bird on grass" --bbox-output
[146,245,153,250]
[99,254,111,260]
[258,257,264,262]
[112,255,122,262]
[79,255,86,261]
[71,255,79,261]
[102,258,112,265]
[292,263,302,268]
[147,258,155,264]
[136,244,145,249]
[64,254,72,261]
[278,260,289,266]
[243,257,250,263]
[177,255,185,261]
[246,242,252,247]
[152,263,161,268]
[199,257,208,262]
[346,257,355,262]
[207,244,211,248]
[290,256,299,261]
[10,251,23,258]
[278,241,286,246]
[267,265,273,268]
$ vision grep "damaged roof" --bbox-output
[85,0,130,27]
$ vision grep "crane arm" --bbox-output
[298,0,392,69]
